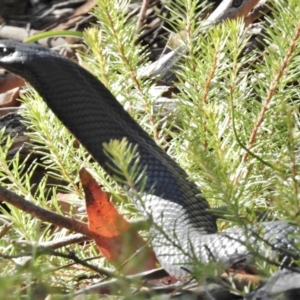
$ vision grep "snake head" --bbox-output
[0,40,33,78]
[0,39,29,65]
[0,39,53,71]
[0,39,62,87]
[0,40,22,71]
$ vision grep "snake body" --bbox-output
[0,40,298,279]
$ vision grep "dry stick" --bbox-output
[71,269,243,299]
[1,233,90,249]
[40,233,90,249]
[69,268,170,297]
[135,0,150,32]
[0,244,115,278]
[0,186,91,237]
[48,249,115,277]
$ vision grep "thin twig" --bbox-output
[136,0,149,32]
[68,268,171,297]
[0,186,91,237]
[0,245,115,278]
[40,233,90,249]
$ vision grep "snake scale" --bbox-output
[0,40,298,280]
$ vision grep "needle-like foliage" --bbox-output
[1,0,300,298]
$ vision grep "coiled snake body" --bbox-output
[0,40,298,279]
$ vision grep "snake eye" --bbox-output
[232,0,243,8]
[0,46,14,55]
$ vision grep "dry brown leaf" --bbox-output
[80,168,158,274]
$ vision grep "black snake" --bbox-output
[0,40,298,280]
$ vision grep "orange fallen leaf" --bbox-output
[80,168,158,274]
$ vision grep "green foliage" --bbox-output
[103,139,147,190]
[1,0,300,298]
[173,1,300,227]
